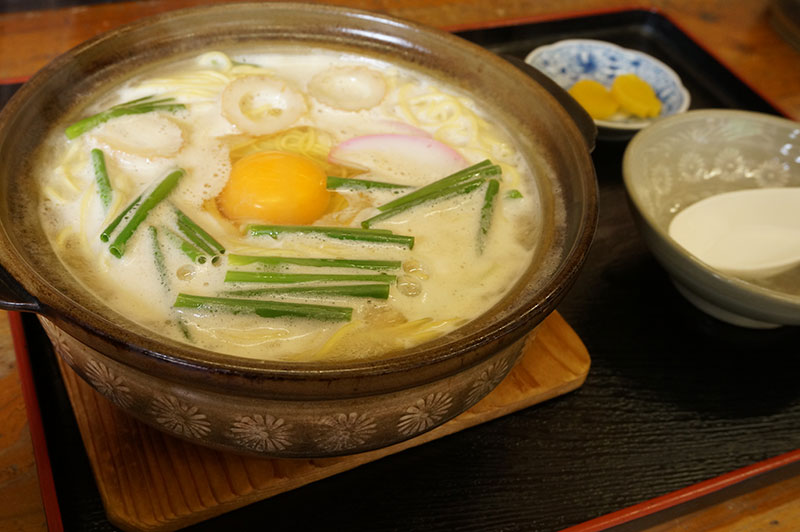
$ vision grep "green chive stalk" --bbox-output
[108,169,185,258]
[177,217,215,256]
[164,227,207,264]
[175,208,225,256]
[478,179,500,254]
[250,225,393,237]
[360,161,501,228]
[149,226,192,340]
[148,226,169,284]
[225,283,390,299]
[100,194,142,243]
[375,160,499,212]
[65,96,186,139]
[247,225,414,249]
[227,254,401,271]
[361,177,487,228]
[326,176,411,191]
[225,271,396,284]
[174,293,353,321]
[177,320,192,340]
[111,95,164,108]
[91,149,113,210]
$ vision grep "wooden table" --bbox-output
[0,1,799,531]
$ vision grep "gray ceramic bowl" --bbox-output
[0,3,597,457]
[623,109,800,328]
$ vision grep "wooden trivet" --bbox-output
[56,311,590,531]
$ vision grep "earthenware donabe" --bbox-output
[0,3,597,457]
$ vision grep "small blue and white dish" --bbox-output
[525,39,690,139]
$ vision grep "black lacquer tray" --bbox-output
[6,8,800,532]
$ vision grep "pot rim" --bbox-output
[0,2,598,392]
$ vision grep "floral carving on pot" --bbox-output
[397,391,453,436]
[84,359,134,408]
[229,414,293,453]
[315,412,377,452]
[148,394,212,440]
[39,317,76,366]
[467,358,511,407]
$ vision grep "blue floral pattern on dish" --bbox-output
[525,39,690,129]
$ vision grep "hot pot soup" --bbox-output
[34,47,544,362]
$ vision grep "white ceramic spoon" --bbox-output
[668,187,800,279]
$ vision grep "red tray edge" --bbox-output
[561,448,800,531]
[8,311,64,532]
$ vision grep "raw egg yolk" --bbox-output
[217,151,330,225]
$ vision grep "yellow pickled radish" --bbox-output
[568,79,619,119]
[611,74,662,118]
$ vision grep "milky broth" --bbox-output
[35,47,543,361]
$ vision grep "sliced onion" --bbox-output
[220,75,306,135]
[309,66,387,111]
[91,113,184,157]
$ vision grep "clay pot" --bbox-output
[0,3,596,457]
